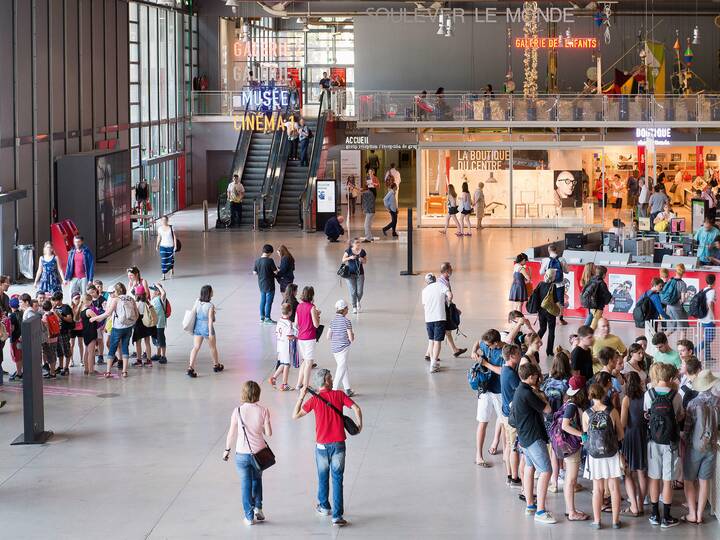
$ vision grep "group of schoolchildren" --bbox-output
[2,271,171,380]
[471,318,720,529]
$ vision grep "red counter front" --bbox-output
[526,261,720,322]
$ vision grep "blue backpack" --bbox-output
[548,257,563,283]
[542,377,568,413]
[468,362,492,394]
[660,278,681,306]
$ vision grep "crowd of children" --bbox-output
[471,315,720,529]
[1,271,172,380]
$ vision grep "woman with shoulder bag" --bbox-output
[294,286,321,392]
[441,183,463,236]
[533,269,560,359]
[341,238,367,314]
[187,285,223,378]
[275,245,295,294]
[223,381,273,526]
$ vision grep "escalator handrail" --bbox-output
[261,103,293,225]
[300,92,330,226]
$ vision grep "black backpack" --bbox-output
[526,287,540,314]
[586,409,619,458]
[445,302,464,336]
[632,292,658,328]
[688,288,709,318]
[580,280,599,309]
[648,388,679,445]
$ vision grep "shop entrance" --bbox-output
[361,148,416,210]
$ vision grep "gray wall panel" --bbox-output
[15,0,33,135]
[65,0,79,133]
[16,146,34,244]
[104,0,118,127]
[191,121,241,204]
[35,141,51,238]
[0,2,14,156]
[50,0,65,133]
[35,0,50,134]
[92,0,106,137]
[79,0,93,149]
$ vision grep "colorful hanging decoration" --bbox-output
[684,38,694,65]
[522,1,539,98]
[602,3,612,44]
[644,41,666,94]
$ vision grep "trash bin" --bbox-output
[15,244,34,280]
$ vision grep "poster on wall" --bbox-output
[553,170,582,208]
[316,180,336,213]
[683,277,700,311]
[608,274,636,313]
[561,271,575,310]
[340,150,362,199]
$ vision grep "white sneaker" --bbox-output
[243,517,256,526]
[352,307,358,314]
[254,509,265,521]
[534,511,557,524]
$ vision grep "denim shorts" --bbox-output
[425,321,446,342]
[683,448,716,481]
[522,439,552,473]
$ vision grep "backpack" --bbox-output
[0,316,9,341]
[542,378,567,414]
[548,257,563,283]
[45,312,61,338]
[526,287,541,314]
[141,302,158,328]
[445,302,463,335]
[659,278,681,306]
[580,280,599,309]
[648,388,679,445]
[688,288,709,318]
[692,400,717,453]
[467,362,492,395]
[549,402,583,459]
[162,298,172,318]
[586,408,619,458]
[632,292,658,328]
[115,295,139,327]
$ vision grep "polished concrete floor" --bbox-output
[0,209,717,539]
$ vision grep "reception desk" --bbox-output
[525,258,720,323]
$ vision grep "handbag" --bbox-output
[182,300,197,334]
[238,408,276,471]
[308,389,360,436]
[337,263,350,278]
[315,323,325,342]
[540,285,561,317]
[171,226,182,253]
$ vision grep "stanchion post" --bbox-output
[400,207,418,276]
[12,314,53,445]
[203,200,209,232]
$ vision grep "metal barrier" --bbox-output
[646,319,719,375]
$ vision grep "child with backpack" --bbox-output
[620,371,648,517]
[644,362,684,528]
[132,286,156,367]
[682,370,720,524]
[633,278,669,329]
[553,375,588,521]
[90,283,139,378]
[41,300,61,379]
[541,352,570,493]
[662,264,689,330]
[149,283,170,364]
[582,382,624,529]
[269,303,297,391]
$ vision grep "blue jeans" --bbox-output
[259,290,275,320]
[700,322,715,362]
[315,441,346,520]
[234,453,263,520]
[107,326,133,358]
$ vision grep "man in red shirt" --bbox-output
[293,368,362,527]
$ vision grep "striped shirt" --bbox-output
[330,314,352,353]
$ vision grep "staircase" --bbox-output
[274,120,317,228]
[237,131,274,226]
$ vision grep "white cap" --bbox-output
[335,299,348,311]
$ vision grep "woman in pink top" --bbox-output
[294,286,321,391]
[223,381,272,526]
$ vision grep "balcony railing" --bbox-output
[356,92,720,125]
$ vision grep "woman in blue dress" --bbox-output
[33,242,63,293]
[508,253,532,311]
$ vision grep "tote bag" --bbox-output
[182,301,198,334]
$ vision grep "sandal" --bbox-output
[280,384,291,391]
[601,504,613,513]
[488,445,499,456]
[566,512,590,521]
[621,507,640,517]
[121,371,128,378]
[186,368,197,378]
[475,460,492,468]
[680,515,699,524]
[104,372,112,378]
[268,376,277,387]
[213,363,224,373]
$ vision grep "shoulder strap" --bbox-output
[238,407,254,454]
[309,389,345,418]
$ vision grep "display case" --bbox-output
[56,149,131,259]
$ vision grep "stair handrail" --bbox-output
[300,92,330,231]
[216,98,253,227]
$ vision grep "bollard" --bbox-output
[253,199,259,231]
[203,200,209,232]
[12,314,53,445]
[400,207,418,276]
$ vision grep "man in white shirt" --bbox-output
[698,274,716,363]
[421,273,451,374]
[227,175,245,228]
[384,163,401,205]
